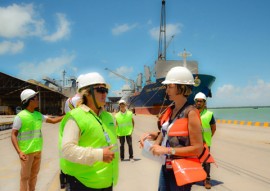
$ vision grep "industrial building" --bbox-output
[0,72,67,115]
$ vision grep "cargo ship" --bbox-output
[127,0,216,115]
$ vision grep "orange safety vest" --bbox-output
[160,105,217,186]
[161,106,215,164]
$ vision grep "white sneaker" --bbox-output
[130,158,135,162]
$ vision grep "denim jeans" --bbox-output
[158,165,192,191]
[119,135,133,159]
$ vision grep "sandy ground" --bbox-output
[0,115,270,191]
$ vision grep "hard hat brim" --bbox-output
[162,80,195,85]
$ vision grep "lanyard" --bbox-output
[168,102,188,124]
[89,111,111,145]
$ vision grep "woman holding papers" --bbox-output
[143,67,203,191]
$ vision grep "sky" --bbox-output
[0,0,270,107]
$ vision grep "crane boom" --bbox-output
[105,68,135,92]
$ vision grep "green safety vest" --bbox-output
[115,110,133,136]
[200,109,214,146]
[17,110,43,154]
[59,107,119,189]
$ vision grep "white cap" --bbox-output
[194,92,207,101]
[118,100,126,105]
[162,66,194,85]
[20,89,38,103]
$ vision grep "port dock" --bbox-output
[1,115,270,191]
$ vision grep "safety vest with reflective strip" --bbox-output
[200,109,213,146]
[59,107,119,189]
[115,110,133,136]
[17,110,43,154]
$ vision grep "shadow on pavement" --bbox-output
[194,179,224,187]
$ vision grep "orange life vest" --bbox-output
[161,105,215,164]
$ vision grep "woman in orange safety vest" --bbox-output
[145,66,203,191]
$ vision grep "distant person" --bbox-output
[140,66,204,191]
[60,74,83,189]
[194,92,216,189]
[59,72,119,191]
[115,100,135,161]
[11,89,63,191]
[64,74,84,114]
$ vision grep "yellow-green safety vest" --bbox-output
[17,110,43,154]
[115,110,133,136]
[200,109,214,146]
[59,107,119,189]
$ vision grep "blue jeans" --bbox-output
[158,165,192,191]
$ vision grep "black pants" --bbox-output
[66,175,113,191]
[203,146,211,179]
[60,170,66,187]
[119,135,133,159]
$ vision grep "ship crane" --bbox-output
[104,68,136,93]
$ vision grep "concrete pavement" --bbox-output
[1,115,270,191]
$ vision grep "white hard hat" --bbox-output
[118,100,126,105]
[194,92,206,101]
[76,74,84,88]
[76,74,84,83]
[20,89,38,103]
[78,72,109,91]
[162,66,195,85]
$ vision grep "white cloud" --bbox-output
[112,23,138,36]
[18,53,76,81]
[42,13,71,42]
[208,79,270,107]
[0,40,24,54]
[149,23,182,41]
[0,4,71,54]
[0,4,44,38]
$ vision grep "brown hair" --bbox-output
[176,84,192,97]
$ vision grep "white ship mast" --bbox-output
[178,49,192,68]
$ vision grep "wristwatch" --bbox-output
[171,147,176,155]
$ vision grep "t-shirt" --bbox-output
[64,94,81,113]
[12,115,47,130]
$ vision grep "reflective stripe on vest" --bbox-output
[59,107,119,189]
[18,129,42,141]
[17,110,43,154]
[115,110,133,136]
[200,110,213,146]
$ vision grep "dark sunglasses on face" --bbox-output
[30,96,38,101]
[94,87,109,94]
[195,99,204,103]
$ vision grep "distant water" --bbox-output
[208,107,270,123]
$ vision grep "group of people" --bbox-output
[11,72,135,191]
[11,66,216,191]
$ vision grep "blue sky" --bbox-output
[0,0,270,107]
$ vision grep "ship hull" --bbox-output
[129,74,216,115]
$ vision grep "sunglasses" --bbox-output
[94,87,109,94]
[195,99,204,103]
